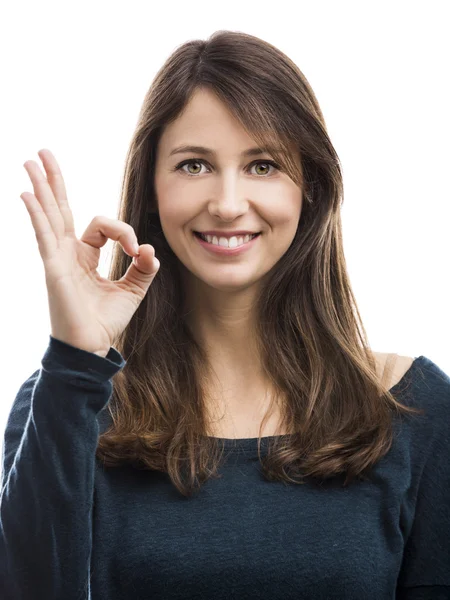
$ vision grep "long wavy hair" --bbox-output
[95,30,424,497]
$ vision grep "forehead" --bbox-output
[159,88,271,154]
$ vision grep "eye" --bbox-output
[174,158,280,177]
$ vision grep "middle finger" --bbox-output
[23,160,66,240]
[38,149,76,236]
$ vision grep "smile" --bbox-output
[193,231,261,255]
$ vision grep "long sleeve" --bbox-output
[395,358,450,599]
[0,335,126,600]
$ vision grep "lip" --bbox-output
[197,230,259,237]
[193,231,261,255]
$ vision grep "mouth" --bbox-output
[194,231,261,245]
[193,231,262,254]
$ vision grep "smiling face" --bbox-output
[153,87,304,296]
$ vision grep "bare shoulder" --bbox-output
[372,352,415,390]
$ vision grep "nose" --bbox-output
[207,175,250,221]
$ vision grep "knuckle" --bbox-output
[92,215,113,229]
[91,216,135,243]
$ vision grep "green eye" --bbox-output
[174,158,280,177]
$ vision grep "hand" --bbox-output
[20,149,160,357]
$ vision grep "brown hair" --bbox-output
[95,30,424,497]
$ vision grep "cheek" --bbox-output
[156,179,197,219]
[157,191,190,230]
[263,184,302,220]
[158,205,196,257]
[267,204,301,237]
[265,201,301,255]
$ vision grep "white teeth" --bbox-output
[199,234,257,248]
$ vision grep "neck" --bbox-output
[180,264,264,359]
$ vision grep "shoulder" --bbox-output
[372,352,415,391]
[375,352,450,440]
[372,353,450,474]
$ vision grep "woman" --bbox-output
[1,30,449,599]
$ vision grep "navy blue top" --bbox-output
[1,336,449,599]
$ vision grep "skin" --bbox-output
[154,88,304,420]
[153,88,414,435]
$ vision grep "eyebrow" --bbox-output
[168,144,280,158]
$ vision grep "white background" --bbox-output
[1,0,449,440]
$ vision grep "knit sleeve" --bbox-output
[395,357,450,598]
[0,336,126,600]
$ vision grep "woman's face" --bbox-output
[154,88,304,294]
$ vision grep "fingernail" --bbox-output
[133,243,140,254]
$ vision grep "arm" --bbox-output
[395,359,450,598]
[0,336,125,600]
